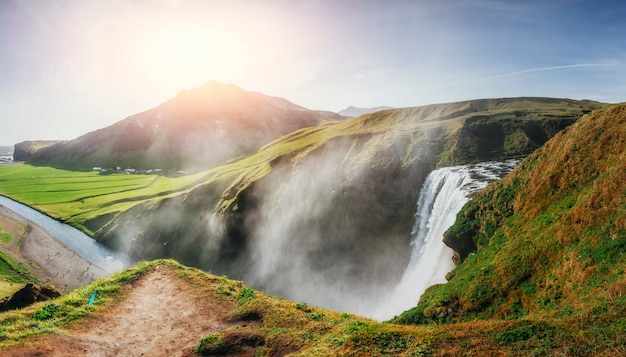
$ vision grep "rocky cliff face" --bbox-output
[13,141,64,162]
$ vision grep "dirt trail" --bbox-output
[4,265,234,356]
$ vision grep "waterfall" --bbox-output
[373,160,519,320]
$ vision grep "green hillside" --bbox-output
[394,104,626,353]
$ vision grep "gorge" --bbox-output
[0,159,518,319]
[2,84,607,321]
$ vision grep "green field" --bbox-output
[0,164,216,235]
[0,229,12,246]
[0,249,32,299]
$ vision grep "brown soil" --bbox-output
[0,204,110,292]
[3,264,236,356]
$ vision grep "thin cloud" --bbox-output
[488,63,623,80]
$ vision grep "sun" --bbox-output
[131,20,255,87]
[164,32,212,70]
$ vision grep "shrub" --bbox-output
[31,304,59,321]
[237,287,256,302]
[195,334,227,354]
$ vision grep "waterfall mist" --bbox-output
[241,143,390,314]
[238,155,518,320]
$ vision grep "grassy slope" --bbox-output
[1,259,624,356]
[394,104,626,353]
[0,217,36,298]
[0,98,602,239]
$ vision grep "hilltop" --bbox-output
[13,81,343,171]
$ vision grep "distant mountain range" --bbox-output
[337,105,393,117]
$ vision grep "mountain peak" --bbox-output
[14,81,344,170]
[175,80,243,99]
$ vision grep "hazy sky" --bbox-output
[1,0,625,145]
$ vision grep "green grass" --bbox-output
[2,259,624,355]
[0,217,26,248]
[0,164,214,233]
[0,281,26,300]
[0,249,37,283]
[0,231,12,246]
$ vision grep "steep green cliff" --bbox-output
[395,104,626,334]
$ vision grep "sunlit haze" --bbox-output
[1,0,625,144]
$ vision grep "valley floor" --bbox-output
[0,204,107,293]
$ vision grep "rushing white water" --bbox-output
[373,160,519,320]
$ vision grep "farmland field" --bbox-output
[0,164,212,235]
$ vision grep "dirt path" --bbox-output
[4,264,235,356]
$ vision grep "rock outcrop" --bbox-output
[0,284,60,312]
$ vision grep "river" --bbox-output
[0,195,130,273]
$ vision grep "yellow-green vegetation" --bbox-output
[0,217,26,247]
[2,259,626,355]
[394,104,626,354]
[0,249,38,299]
[0,259,158,348]
[0,281,25,301]
[0,228,13,246]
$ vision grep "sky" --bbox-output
[1,0,626,145]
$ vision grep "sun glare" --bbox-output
[147,27,249,86]
[164,32,212,70]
